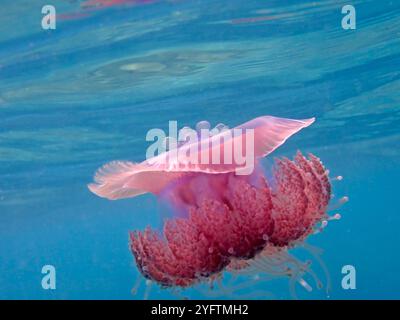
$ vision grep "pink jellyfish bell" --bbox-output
[88,116,315,199]
[88,115,346,295]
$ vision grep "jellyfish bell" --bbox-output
[88,115,315,200]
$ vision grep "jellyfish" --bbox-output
[88,115,347,298]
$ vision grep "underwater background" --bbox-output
[0,0,399,299]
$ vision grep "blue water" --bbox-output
[0,0,399,300]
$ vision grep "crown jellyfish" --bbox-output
[88,115,348,298]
